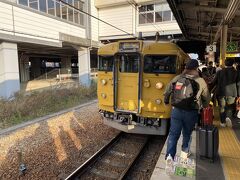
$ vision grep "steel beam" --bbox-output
[177,3,240,16]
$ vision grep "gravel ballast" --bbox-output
[0,103,119,179]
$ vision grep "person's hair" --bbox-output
[202,67,207,72]
[208,61,213,66]
[225,59,234,66]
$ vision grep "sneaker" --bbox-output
[180,151,188,159]
[165,154,174,175]
[220,123,226,127]
[226,117,232,127]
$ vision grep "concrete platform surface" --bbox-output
[151,131,196,180]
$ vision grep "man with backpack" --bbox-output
[164,59,210,163]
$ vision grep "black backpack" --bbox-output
[171,75,199,109]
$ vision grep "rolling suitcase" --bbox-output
[201,105,214,126]
[198,125,219,162]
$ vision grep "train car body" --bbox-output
[98,40,189,135]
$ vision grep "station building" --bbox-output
[0,0,180,98]
[96,0,181,42]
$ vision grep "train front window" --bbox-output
[99,56,114,71]
[119,54,139,73]
[144,55,176,74]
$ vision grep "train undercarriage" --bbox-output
[99,110,169,135]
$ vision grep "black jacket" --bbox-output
[212,67,240,97]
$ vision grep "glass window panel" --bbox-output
[139,5,146,12]
[29,0,38,10]
[155,11,162,22]
[62,5,68,20]
[139,13,146,24]
[68,7,73,22]
[98,56,113,71]
[146,13,153,23]
[48,0,55,15]
[56,1,61,17]
[80,13,84,25]
[146,4,154,11]
[19,0,28,6]
[74,10,79,24]
[163,10,171,21]
[155,3,163,11]
[79,1,84,10]
[68,0,73,5]
[39,0,47,12]
[144,55,176,74]
[119,54,139,73]
[74,0,79,8]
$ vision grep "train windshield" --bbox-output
[144,55,176,74]
[119,54,139,73]
[98,56,114,71]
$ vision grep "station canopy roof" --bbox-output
[167,0,240,44]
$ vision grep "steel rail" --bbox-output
[65,132,123,180]
[65,133,150,180]
[118,136,150,180]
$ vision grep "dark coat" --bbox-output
[212,67,240,97]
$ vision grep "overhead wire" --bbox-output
[57,0,133,36]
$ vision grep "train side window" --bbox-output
[98,56,114,72]
[119,54,139,73]
[144,55,176,74]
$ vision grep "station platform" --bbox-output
[151,109,240,180]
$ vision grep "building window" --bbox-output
[61,4,68,20]
[56,1,61,17]
[17,0,86,26]
[139,4,154,24]
[29,0,38,10]
[19,0,28,6]
[48,0,55,15]
[39,0,47,12]
[139,3,175,24]
[68,7,74,22]
[162,10,171,21]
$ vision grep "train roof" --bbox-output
[98,40,188,58]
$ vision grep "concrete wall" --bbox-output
[0,1,86,45]
[99,5,135,37]
[91,0,99,42]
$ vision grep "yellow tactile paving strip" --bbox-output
[219,126,240,180]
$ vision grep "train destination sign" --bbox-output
[119,42,140,51]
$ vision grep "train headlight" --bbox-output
[101,79,107,85]
[101,93,107,99]
[155,99,162,105]
[144,79,150,88]
[156,82,164,89]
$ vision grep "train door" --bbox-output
[114,53,141,113]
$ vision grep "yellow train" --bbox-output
[97,39,189,135]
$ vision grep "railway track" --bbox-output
[65,132,150,180]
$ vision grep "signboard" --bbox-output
[226,53,240,57]
[206,45,216,52]
[226,41,238,52]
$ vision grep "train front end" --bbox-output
[98,40,186,135]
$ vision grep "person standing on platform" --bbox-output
[212,59,240,127]
[164,59,210,162]
[207,61,216,77]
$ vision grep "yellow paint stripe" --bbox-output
[219,125,240,180]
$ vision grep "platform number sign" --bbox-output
[206,45,216,52]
